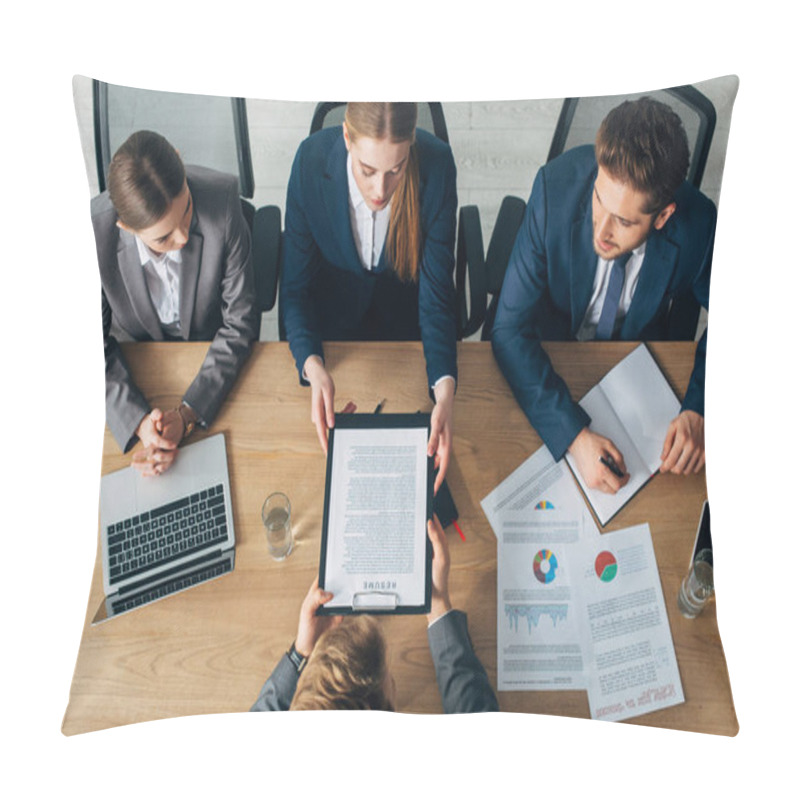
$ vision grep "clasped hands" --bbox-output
[132,405,194,477]
[568,409,705,495]
[304,355,454,494]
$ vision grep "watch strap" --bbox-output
[176,403,196,440]
[287,641,307,674]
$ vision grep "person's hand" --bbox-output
[428,378,455,495]
[567,427,630,494]
[136,408,177,450]
[426,515,452,625]
[660,410,705,475]
[157,407,186,447]
[132,444,179,477]
[295,576,342,658]
[304,356,336,454]
[133,409,179,477]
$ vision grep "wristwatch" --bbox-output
[287,641,308,674]
[176,403,196,440]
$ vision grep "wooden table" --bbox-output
[62,341,737,735]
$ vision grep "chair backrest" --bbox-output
[93,79,255,198]
[309,102,449,144]
[546,85,716,189]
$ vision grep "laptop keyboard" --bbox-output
[106,484,229,583]
[111,556,233,614]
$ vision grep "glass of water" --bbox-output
[262,492,293,560]
[677,548,714,618]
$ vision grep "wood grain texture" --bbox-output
[62,341,736,735]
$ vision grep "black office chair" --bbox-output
[308,102,490,339]
[92,79,281,315]
[546,85,717,340]
[475,196,528,340]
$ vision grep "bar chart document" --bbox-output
[483,449,684,719]
[318,414,432,615]
[482,446,596,690]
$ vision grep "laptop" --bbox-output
[93,433,236,624]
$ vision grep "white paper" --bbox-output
[578,524,684,722]
[323,426,429,609]
[599,344,681,469]
[482,446,598,539]
[483,452,684,718]
[483,446,597,689]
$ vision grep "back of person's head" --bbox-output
[595,97,690,214]
[107,130,186,231]
[344,102,421,284]
[290,616,395,711]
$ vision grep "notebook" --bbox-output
[93,433,236,624]
[565,344,681,526]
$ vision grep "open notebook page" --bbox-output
[565,345,681,526]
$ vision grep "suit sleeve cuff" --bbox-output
[250,653,299,712]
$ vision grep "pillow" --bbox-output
[65,75,738,736]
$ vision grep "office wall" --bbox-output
[72,75,737,341]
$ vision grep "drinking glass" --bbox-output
[677,548,714,618]
[262,492,293,560]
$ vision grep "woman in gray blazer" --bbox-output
[92,130,258,475]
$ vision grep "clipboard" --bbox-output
[317,413,434,615]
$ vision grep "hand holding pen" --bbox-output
[568,427,630,495]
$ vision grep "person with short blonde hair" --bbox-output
[251,517,497,714]
[290,616,394,711]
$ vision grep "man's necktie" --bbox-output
[595,251,632,340]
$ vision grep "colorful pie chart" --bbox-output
[533,549,558,583]
[595,551,618,582]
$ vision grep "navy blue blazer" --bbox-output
[492,145,716,461]
[279,126,458,388]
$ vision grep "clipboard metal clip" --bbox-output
[351,591,399,611]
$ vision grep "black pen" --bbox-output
[599,455,624,478]
[374,398,387,414]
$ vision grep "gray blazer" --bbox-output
[250,610,498,713]
[92,165,259,452]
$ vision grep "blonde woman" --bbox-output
[280,103,457,492]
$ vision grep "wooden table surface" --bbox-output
[62,340,737,735]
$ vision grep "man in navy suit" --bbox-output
[492,98,715,494]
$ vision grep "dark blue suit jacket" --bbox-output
[280,126,458,388]
[492,145,716,460]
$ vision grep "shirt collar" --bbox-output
[599,239,647,268]
[346,152,368,213]
[135,235,183,267]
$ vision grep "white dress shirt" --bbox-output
[576,241,647,341]
[346,152,391,270]
[135,235,183,336]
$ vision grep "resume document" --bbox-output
[320,422,430,613]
